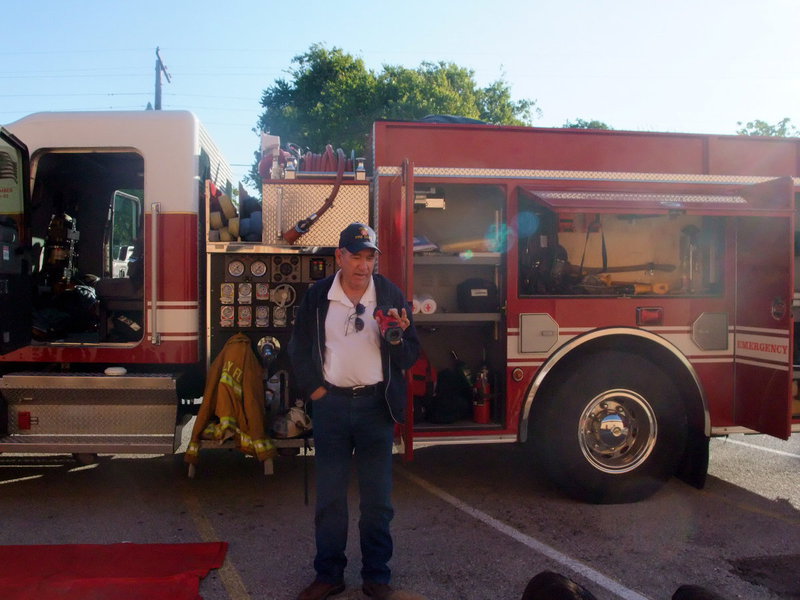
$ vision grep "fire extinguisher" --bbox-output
[472,349,491,424]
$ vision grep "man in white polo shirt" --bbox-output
[289,223,420,600]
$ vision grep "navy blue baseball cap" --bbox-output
[339,223,381,253]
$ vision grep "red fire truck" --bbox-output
[0,111,797,503]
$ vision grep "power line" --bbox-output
[1,104,262,116]
[0,47,289,56]
[0,66,147,75]
[3,92,149,98]
[0,93,258,104]
[0,106,146,115]
[0,73,149,80]
[165,93,259,101]
[170,106,257,112]
[0,49,145,56]
[0,66,281,77]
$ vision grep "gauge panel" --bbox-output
[227,260,245,277]
[250,260,267,277]
[211,253,336,362]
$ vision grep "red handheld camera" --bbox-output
[373,307,403,343]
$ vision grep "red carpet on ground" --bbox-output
[0,542,228,600]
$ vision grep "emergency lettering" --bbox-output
[736,340,788,355]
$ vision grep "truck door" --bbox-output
[734,177,793,439]
[0,128,32,355]
[399,159,416,460]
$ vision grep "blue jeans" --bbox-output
[311,390,395,585]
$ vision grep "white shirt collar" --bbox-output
[328,270,376,307]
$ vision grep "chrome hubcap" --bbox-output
[578,389,657,474]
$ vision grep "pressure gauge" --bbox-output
[237,305,252,327]
[220,305,235,325]
[250,260,267,277]
[227,260,245,277]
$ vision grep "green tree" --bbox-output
[377,62,538,125]
[736,117,799,137]
[251,44,538,185]
[257,45,379,157]
[477,78,538,125]
[563,118,612,130]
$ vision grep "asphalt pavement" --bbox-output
[0,433,798,600]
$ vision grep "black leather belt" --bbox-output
[325,383,383,397]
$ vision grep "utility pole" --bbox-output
[154,47,171,110]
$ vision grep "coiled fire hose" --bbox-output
[282,145,346,244]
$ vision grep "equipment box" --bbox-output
[262,182,369,246]
[0,373,177,454]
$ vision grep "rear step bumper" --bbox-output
[0,373,178,454]
[0,434,175,454]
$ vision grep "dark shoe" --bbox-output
[362,581,394,599]
[296,579,345,600]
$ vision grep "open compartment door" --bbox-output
[0,128,32,355]
[373,156,417,459]
[733,178,793,439]
[400,160,416,461]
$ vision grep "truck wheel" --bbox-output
[531,350,687,504]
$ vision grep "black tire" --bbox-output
[530,350,688,504]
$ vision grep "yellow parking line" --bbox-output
[182,491,252,600]
[0,474,44,485]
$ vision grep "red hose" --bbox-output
[282,148,346,244]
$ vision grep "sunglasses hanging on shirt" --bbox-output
[346,303,366,335]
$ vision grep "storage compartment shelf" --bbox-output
[414,253,501,266]
[414,313,501,323]
[414,420,502,432]
[410,183,507,433]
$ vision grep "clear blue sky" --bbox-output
[3,0,798,190]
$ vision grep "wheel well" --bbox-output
[523,332,709,487]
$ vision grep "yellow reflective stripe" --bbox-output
[219,416,238,430]
[239,433,254,452]
[252,438,276,460]
[220,371,243,397]
[253,438,275,452]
